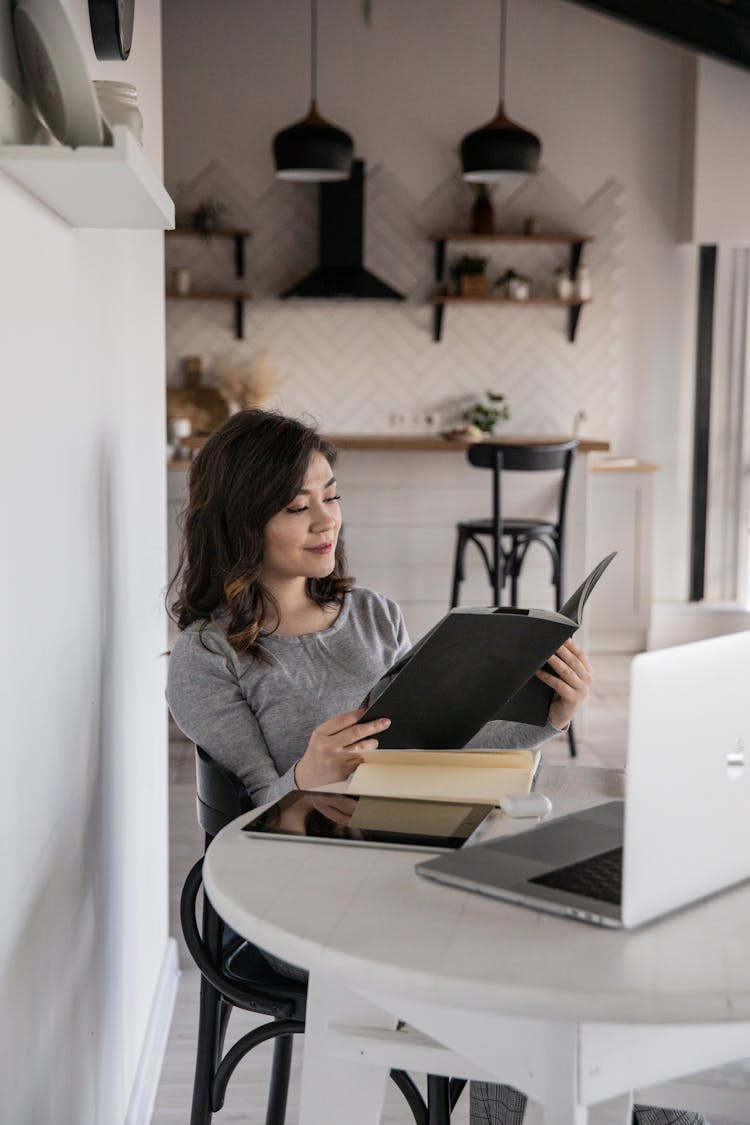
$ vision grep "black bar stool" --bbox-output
[450,440,579,755]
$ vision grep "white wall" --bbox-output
[0,2,171,1122]
[161,0,707,602]
[691,55,750,246]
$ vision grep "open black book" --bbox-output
[361,552,616,749]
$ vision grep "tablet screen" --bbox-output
[241,790,493,850]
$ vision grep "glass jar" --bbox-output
[93,81,144,144]
[556,274,573,300]
[574,266,592,301]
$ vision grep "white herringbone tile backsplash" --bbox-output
[166,163,624,438]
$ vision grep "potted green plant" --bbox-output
[496,268,531,300]
[191,195,229,240]
[461,390,511,434]
[452,254,490,298]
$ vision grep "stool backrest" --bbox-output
[467,439,578,532]
[195,745,253,840]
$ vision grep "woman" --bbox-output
[166,408,591,804]
[167,409,703,1125]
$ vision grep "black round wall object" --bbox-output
[88,0,135,60]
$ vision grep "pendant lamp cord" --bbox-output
[498,0,507,107]
[310,0,318,104]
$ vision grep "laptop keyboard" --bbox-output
[529,846,623,905]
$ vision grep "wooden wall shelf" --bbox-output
[432,295,590,306]
[431,232,592,244]
[165,290,251,338]
[165,228,252,336]
[430,232,592,343]
[166,227,251,277]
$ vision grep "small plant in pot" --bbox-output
[191,195,229,240]
[461,390,511,435]
[452,254,490,298]
[497,268,531,300]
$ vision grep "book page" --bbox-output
[358,749,535,769]
[349,753,536,804]
[558,551,617,626]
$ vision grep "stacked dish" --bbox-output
[13,0,121,148]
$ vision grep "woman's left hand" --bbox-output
[536,639,593,731]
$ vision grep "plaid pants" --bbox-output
[469,1083,708,1125]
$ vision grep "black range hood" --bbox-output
[564,0,750,73]
[281,160,405,300]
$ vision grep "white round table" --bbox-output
[204,765,750,1125]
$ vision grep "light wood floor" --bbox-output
[151,655,632,1124]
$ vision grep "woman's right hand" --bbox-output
[294,707,391,790]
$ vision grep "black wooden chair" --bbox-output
[180,745,467,1124]
[449,440,579,755]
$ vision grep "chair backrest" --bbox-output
[466,439,578,533]
[195,745,253,840]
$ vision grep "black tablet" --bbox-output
[241,790,494,852]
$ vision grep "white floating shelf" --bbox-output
[0,125,174,230]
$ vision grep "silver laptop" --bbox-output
[416,631,750,928]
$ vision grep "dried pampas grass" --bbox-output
[214,349,279,413]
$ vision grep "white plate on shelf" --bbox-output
[12,0,104,148]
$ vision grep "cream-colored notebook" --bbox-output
[348,749,539,805]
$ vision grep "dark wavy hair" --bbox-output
[168,409,353,656]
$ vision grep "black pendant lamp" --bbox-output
[460,0,541,183]
[273,0,353,182]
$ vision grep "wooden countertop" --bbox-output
[325,433,610,453]
[591,458,659,473]
[168,433,613,469]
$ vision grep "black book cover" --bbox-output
[361,552,616,749]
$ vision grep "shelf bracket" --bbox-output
[567,303,583,343]
[234,235,246,279]
[434,239,446,283]
[234,299,245,339]
[432,303,445,343]
[568,240,584,280]
[567,242,586,342]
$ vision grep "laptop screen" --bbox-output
[622,631,750,927]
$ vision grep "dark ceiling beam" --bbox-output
[561,1,750,73]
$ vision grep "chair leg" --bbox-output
[509,539,533,607]
[216,996,232,1061]
[492,536,505,608]
[189,874,226,1125]
[450,1077,467,1109]
[427,1074,452,1125]
[450,529,467,608]
[190,975,223,1125]
[265,1034,294,1125]
[555,551,563,612]
[391,1069,428,1125]
[567,721,577,758]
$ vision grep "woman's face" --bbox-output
[261,452,342,585]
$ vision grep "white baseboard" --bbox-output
[124,938,180,1125]
[648,602,750,650]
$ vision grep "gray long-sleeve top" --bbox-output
[166,586,557,807]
